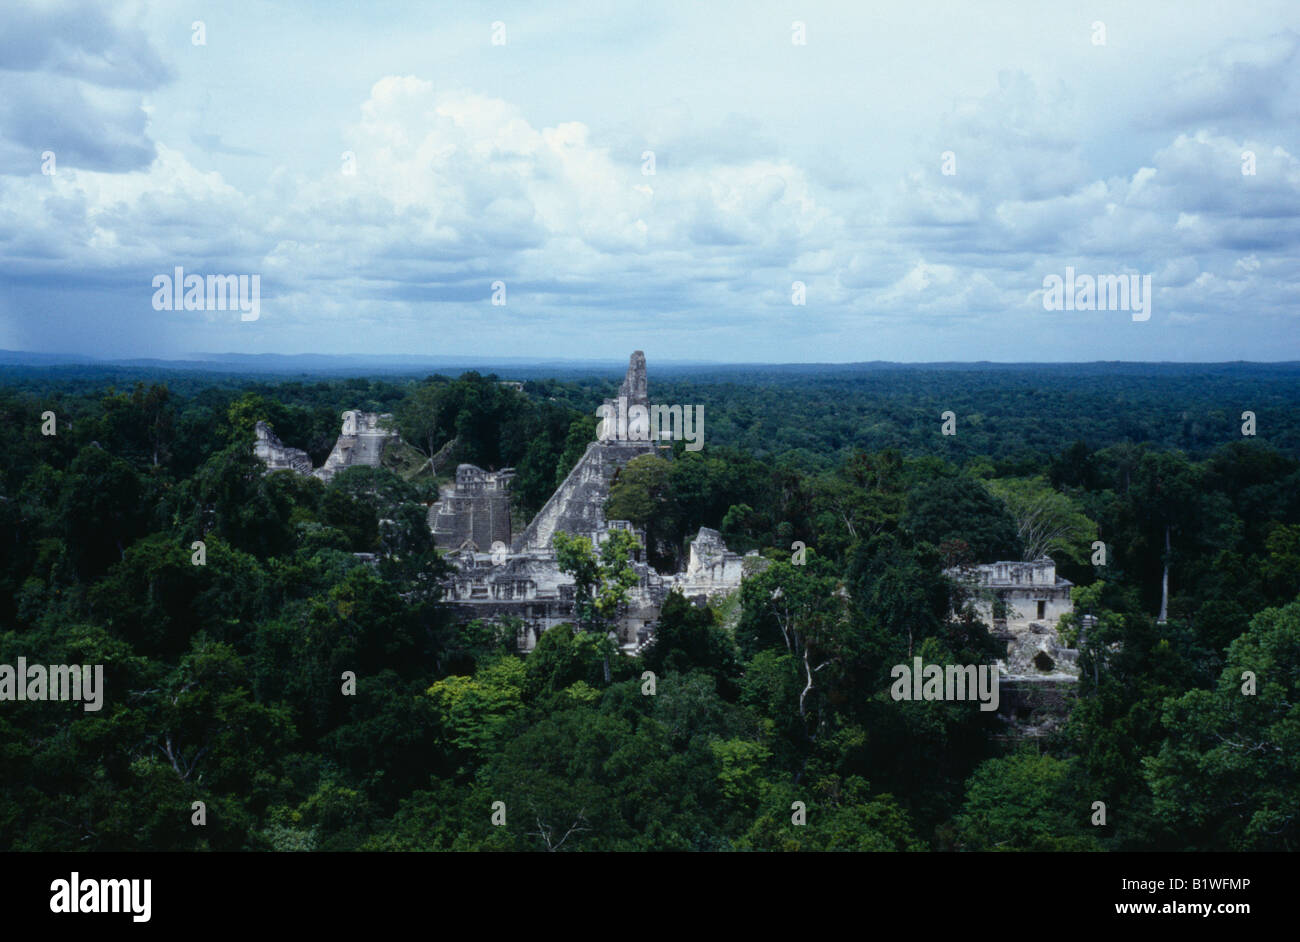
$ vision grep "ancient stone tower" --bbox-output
[513,351,657,553]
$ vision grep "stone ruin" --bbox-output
[428,464,515,552]
[252,352,757,654]
[252,411,398,482]
[434,352,753,652]
[313,411,400,483]
[254,421,312,474]
[945,557,1078,681]
[675,527,746,598]
[945,557,1080,739]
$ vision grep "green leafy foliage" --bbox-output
[1,363,1297,851]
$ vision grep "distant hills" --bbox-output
[1,349,1298,383]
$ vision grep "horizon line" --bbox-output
[4,349,1300,369]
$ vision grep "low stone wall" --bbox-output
[994,679,1079,741]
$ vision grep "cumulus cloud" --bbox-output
[0,0,170,175]
[1154,31,1300,129]
[1,12,1299,360]
[0,0,172,89]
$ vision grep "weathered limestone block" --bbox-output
[313,410,399,483]
[514,439,655,552]
[429,464,515,551]
[253,421,312,474]
[672,527,746,599]
[437,352,755,656]
[513,353,657,553]
[945,556,1079,681]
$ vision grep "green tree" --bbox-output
[553,529,641,683]
[1143,601,1300,850]
[955,750,1102,851]
[902,473,1020,562]
[987,476,1098,564]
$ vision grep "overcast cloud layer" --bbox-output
[1,0,1298,362]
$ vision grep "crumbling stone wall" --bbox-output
[253,421,312,474]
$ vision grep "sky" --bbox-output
[1,0,1298,363]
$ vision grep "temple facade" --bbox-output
[313,411,400,483]
[252,352,759,653]
[253,411,398,481]
[253,421,312,474]
[436,352,755,652]
[946,557,1079,681]
[428,464,515,552]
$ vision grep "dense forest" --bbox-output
[1,363,1297,851]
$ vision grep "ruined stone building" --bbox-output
[251,353,757,653]
[946,557,1078,681]
[313,411,400,483]
[428,465,514,552]
[254,421,312,474]
[676,527,747,598]
[254,411,398,481]
[513,353,657,553]
[944,557,1080,737]
[431,352,753,652]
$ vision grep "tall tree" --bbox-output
[1131,451,1199,623]
[553,528,641,683]
[987,476,1098,564]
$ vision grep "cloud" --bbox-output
[2,18,1300,359]
[0,1,171,175]
[1152,31,1300,129]
[0,0,173,89]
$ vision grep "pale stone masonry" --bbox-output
[439,352,752,652]
[253,421,312,474]
[313,411,400,483]
[429,464,515,552]
[514,439,656,553]
[677,527,745,598]
[252,352,756,652]
[253,411,398,482]
[441,523,754,653]
[945,557,1078,680]
[515,350,655,552]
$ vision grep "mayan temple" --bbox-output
[252,351,756,652]
[512,350,657,553]
[253,421,313,474]
[428,465,515,552]
[253,410,398,481]
[433,351,755,651]
[312,411,400,483]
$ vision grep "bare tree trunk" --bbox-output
[1158,524,1170,624]
[800,649,814,718]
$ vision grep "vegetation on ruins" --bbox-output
[0,363,1298,850]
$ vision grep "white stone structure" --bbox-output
[946,557,1079,681]
[253,421,312,474]
[250,353,759,655]
[429,464,515,552]
[438,354,755,653]
[670,527,746,599]
[313,411,400,483]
